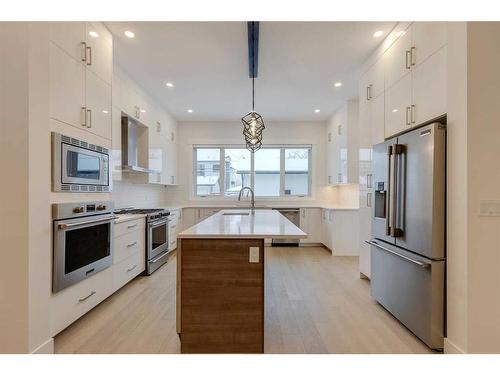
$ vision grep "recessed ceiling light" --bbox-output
[373,30,384,38]
[88,31,99,38]
[334,82,342,88]
[315,109,321,113]
[102,110,109,114]
[165,82,174,88]
[187,109,193,113]
[392,109,398,113]
[140,109,146,113]
[124,30,135,38]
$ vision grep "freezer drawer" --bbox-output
[369,240,444,350]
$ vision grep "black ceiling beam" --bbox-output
[247,21,259,78]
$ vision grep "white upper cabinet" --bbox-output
[49,22,86,63]
[49,42,85,129]
[85,69,112,140]
[411,46,447,125]
[49,22,113,141]
[362,57,385,102]
[411,22,447,67]
[384,73,412,138]
[383,26,412,90]
[85,22,113,85]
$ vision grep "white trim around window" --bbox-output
[193,144,312,198]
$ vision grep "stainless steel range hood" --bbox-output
[121,115,156,174]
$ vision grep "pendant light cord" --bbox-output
[252,76,255,112]
[251,21,255,113]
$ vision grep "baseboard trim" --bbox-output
[31,338,54,354]
[444,338,465,354]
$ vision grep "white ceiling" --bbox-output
[106,22,396,122]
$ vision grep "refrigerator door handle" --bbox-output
[391,145,404,237]
[365,240,429,268]
[385,145,392,236]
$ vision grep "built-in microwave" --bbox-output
[52,132,110,192]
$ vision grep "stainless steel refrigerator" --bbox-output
[367,122,446,350]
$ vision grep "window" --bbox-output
[254,149,281,197]
[195,148,220,196]
[284,148,309,196]
[194,145,312,197]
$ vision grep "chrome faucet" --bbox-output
[238,186,255,213]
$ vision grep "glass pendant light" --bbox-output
[241,75,265,152]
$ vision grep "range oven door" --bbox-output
[148,218,169,260]
[53,214,114,292]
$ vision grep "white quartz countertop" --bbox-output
[175,203,359,210]
[178,209,308,239]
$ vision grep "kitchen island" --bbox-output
[176,209,306,353]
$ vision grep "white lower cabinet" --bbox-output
[299,208,322,244]
[51,266,113,336]
[168,209,182,251]
[321,209,359,255]
[112,251,145,293]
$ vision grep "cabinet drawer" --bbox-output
[114,229,145,264]
[169,216,179,232]
[115,218,145,238]
[51,266,113,336]
[113,251,145,293]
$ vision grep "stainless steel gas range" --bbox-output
[114,208,171,275]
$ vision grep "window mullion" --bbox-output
[251,151,255,191]
[280,148,285,197]
[220,148,225,197]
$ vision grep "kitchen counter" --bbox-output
[177,209,307,239]
[169,203,359,210]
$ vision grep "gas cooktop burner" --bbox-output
[114,208,170,221]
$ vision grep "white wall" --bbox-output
[166,121,340,205]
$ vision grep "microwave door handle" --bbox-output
[58,215,116,229]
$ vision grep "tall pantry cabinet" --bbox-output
[358,22,447,279]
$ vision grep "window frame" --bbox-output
[193,144,312,198]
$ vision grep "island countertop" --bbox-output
[177,209,307,239]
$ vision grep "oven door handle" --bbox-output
[149,219,168,229]
[57,215,116,229]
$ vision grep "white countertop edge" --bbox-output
[163,204,359,211]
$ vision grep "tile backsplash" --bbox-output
[111,180,167,209]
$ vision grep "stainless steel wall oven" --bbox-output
[52,201,114,292]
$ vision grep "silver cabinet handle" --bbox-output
[171,176,174,185]
[410,46,416,66]
[81,42,87,62]
[366,86,370,101]
[368,84,373,100]
[367,174,373,188]
[365,240,429,268]
[78,291,96,302]
[81,106,87,127]
[127,223,138,229]
[127,241,137,248]
[328,175,332,184]
[406,107,411,126]
[86,45,92,66]
[126,264,137,272]
[367,192,372,207]
[338,173,342,183]
[405,50,411,69]
[411,104,416,124]
[86,108,92,128]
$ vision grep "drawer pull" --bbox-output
[170,241,176,246]
[78,291,96,302]
[170,225,177,229]
[127,223,138,229]
[126,264,137,272]
[127,241,137,248]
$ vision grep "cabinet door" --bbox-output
[358,206,372,278]
[49,22,85,62]
[371,93,385,145]
[337,123,348,184]
[85,70,112,140]
[411,22,446,67]
[111,106,122,181]
[85,22,113,85]
[384,26,412,90]
[384,73,411,138]
[166,127,178,185]
[321,209,332,249]
[411,46,446,126]
[367,59,385,99]
[50,43,85,129]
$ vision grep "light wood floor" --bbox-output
[54,246,433,354]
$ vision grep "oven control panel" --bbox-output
[52,201,114,220]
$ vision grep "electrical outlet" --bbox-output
[249,247,260,263]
